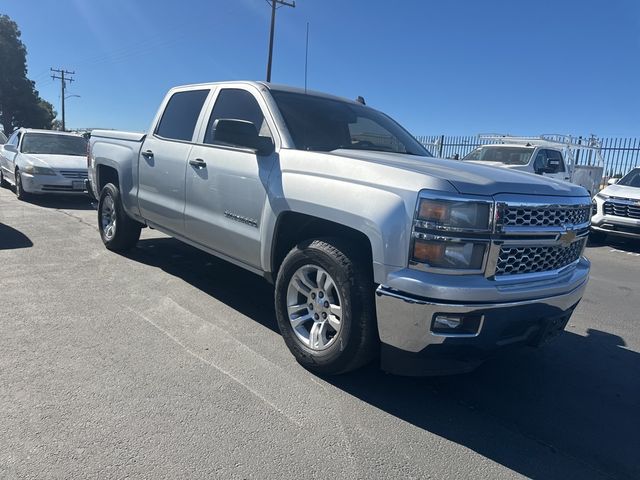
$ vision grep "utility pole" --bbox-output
[266,0,295,83]
[51,68,75,131]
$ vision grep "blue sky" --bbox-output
[3,0,639,136]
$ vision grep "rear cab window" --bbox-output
[155,90,210,142]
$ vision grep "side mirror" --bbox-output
[3,144,18,153]
[212,119,274,156]
[607,178,618,185]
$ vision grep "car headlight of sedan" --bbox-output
[22,165,56,175]
[411,193,493,272]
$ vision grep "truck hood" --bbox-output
[21,153,87,170]
[600,183,640,200]
[326,149,587,197]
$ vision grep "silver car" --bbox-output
[0,128,88,200]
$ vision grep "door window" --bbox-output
[155,90,209,142]
[203,89,272,146]
[534,149,565,174]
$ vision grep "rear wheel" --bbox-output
[98,182,141,252]
[275,238,378,375]
[15,169,28,201]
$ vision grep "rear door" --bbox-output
[138,88,211,235]
[184,86,278,268]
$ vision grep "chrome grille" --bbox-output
[58,169,88,179]
[503,205,591,227]
[495,239,585,276]
[603,201,640,219]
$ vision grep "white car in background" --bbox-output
[591,168,640,242]
[0,128,88,200]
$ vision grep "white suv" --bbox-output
[591,168,640,241]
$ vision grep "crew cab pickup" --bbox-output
[88,81,591,375]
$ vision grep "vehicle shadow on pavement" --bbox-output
[586,236,640,254]
[123,236,638,479]
[0,223,33,250]
[329,329,640,480]
[22,194,95,211]
[127,237,279,333]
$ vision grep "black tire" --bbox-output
[98,182,141,252]
[275,238,378,375]
[15,169,28,201]
[589,230,607,244]
[0,171,9,189]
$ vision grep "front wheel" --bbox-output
[15,169,28,201]
[98,182,141,252]
[274,238,378,375]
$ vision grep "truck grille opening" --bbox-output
[503,206,591,227]
[603,201,640,219]
[495,239,585,276]
[58,169,88,179]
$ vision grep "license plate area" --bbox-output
[72,180,85,191]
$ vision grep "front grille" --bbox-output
[503,205,591,227]
[603,201,640,219]
[58,169,88,179]
[495,239,585,276]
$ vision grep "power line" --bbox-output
[51,68,75,131]
[266,0,295,83]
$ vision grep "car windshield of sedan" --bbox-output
[21,133,87,156]
[463,146,534,165]
[617,168,640,188]
[270,90,432,156]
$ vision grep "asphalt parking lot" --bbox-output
[0,187,638,480]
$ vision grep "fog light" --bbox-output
[432,314,483,336]
[434,315,462,329]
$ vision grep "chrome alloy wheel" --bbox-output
[286,265,343,350]
[100,194,116,241]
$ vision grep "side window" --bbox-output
[155,90,209,142]
[546,149,565,172]
[7,131,19,147]
[204,89,272,146]
[533,149,548,172]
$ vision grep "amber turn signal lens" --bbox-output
[418,201,449,222]
[413,240,445,263]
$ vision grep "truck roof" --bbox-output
[170,80,363,106]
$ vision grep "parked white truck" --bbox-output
[463,134,604,197]
[87,82,592,375]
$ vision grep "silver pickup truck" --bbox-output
[88,81,591,376]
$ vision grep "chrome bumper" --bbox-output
[375,268,588,376]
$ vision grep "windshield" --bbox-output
[21,133,87,156]
[617,168,640,188]
[271,91,431,156]
[463,146,534,165]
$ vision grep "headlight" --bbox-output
[23,165,56,175]
[417,198,491,232]
[412,238,486,270]
[411,192,493,273]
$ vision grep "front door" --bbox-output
[184,87,277,268]
[137,88,210,235]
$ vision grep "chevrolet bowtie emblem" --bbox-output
[559,230,577,247]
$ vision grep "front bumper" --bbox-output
[20,172,88,195]
[375,261,589,376]
[591,215,640,240]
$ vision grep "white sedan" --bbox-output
[0,128,88,200]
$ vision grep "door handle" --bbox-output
[189,158,207,169]
[141,150,154,159]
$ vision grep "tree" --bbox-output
[0,14,56,133]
